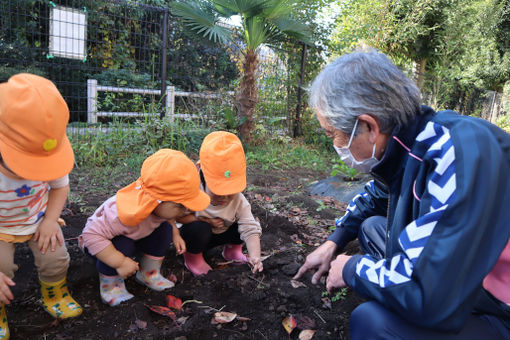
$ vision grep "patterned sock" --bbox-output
[99,274,133,307]
[135,255,174,291]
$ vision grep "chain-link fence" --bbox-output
[0,0,269,133]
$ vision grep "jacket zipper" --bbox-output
[371,171,391,258]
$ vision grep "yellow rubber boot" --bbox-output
[40,277,82,319]
[0,303,9,339]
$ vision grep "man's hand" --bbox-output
[326,254,351,292]
[293,240,338,284]
[0,273,15,305]
[33,218,63,254]
[116,257,139,279]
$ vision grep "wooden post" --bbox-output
[87,79,98,124]
[166,85,175,122]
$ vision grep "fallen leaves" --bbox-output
[145,305,177,322]
[290,279,307,288]
[282,314,317,338]
[299,329,316,340]
[165,295,183,310]
[212,311,237,324]
[282,315,297,335]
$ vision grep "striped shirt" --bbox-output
[0,169,68,235]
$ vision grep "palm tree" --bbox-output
[171,0,311,143]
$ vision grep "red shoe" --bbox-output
[222,244,249,263]
[183,252,212,276]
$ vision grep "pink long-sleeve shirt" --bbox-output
[79,195,168,256]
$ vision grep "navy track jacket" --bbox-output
[329,106,510,331]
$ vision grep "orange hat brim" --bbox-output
[202,169,246,196]
[177,189,210,212]
[116,180,160,227]
[0,134,74,181]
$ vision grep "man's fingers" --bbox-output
[292,262,308,280]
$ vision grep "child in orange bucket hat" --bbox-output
[178,131,263,276]
[0,73,82,339]
[79,149,209,306]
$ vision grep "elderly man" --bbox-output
[294,50,510,339]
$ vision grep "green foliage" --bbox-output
[321,288,348,302]
[245,138,334,171]
[331,159,360,181]
[70,116,210,168]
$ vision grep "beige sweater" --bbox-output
[196,185,261,242]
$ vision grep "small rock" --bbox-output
[268,305,275,311]
[175,337,187,340]
[276,305,287,313]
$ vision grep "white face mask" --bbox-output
[333,119,379,173]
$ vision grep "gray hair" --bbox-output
[309,50,422,134]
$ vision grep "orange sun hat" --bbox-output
[199,131,246,196]
[0,73,74,181]
[116,149,210,226]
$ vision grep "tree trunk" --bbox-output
[237,50,258,144]
[415,58,427,90]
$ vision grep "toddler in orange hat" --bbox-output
[0,73,82,338]
[79,149,210,306]
[177,131,263,276]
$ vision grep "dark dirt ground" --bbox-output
[6,167,364,340]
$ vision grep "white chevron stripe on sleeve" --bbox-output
[428,174,456,204]
[416,122,437,141]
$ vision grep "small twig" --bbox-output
[198,304,226,313]
[314,310,326,324]
[247,274,265,286]
[255,329,269,340]
[181,299,202,307]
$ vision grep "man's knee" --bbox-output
[350,301,389,340]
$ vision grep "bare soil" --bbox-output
[6,167,364,339]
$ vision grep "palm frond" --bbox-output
[213,0,268,18]
[170,1,232,43]
[244,16,270,50]
[270,17,313,45]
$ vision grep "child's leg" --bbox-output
[0,241,15,338]
[135,222,174,291]
[94,236,136,307]
[28,232,82,318]
[180,221,213,275]
[0,241,17,280]
[207,223,248,263]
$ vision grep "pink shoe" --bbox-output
[183,252,212,276]
[222,244,249,263]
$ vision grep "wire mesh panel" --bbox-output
[0,0,165,123]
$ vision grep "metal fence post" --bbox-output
[160,9,169,119]
[87,79,98,124]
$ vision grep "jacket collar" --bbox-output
[371,105,436,184]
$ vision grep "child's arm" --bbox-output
[245,235,263,273]
[0,272,15,305]
[176,213,197,225]
[95,244,139,278]
[169,220,186,254]
[34,184,68,254]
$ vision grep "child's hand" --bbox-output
[249,257,263,273]
[34,218,63,254]
[0,273,15,305]
[209,218,225,229]
[174,236,186,255]
[116,257,139,279]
